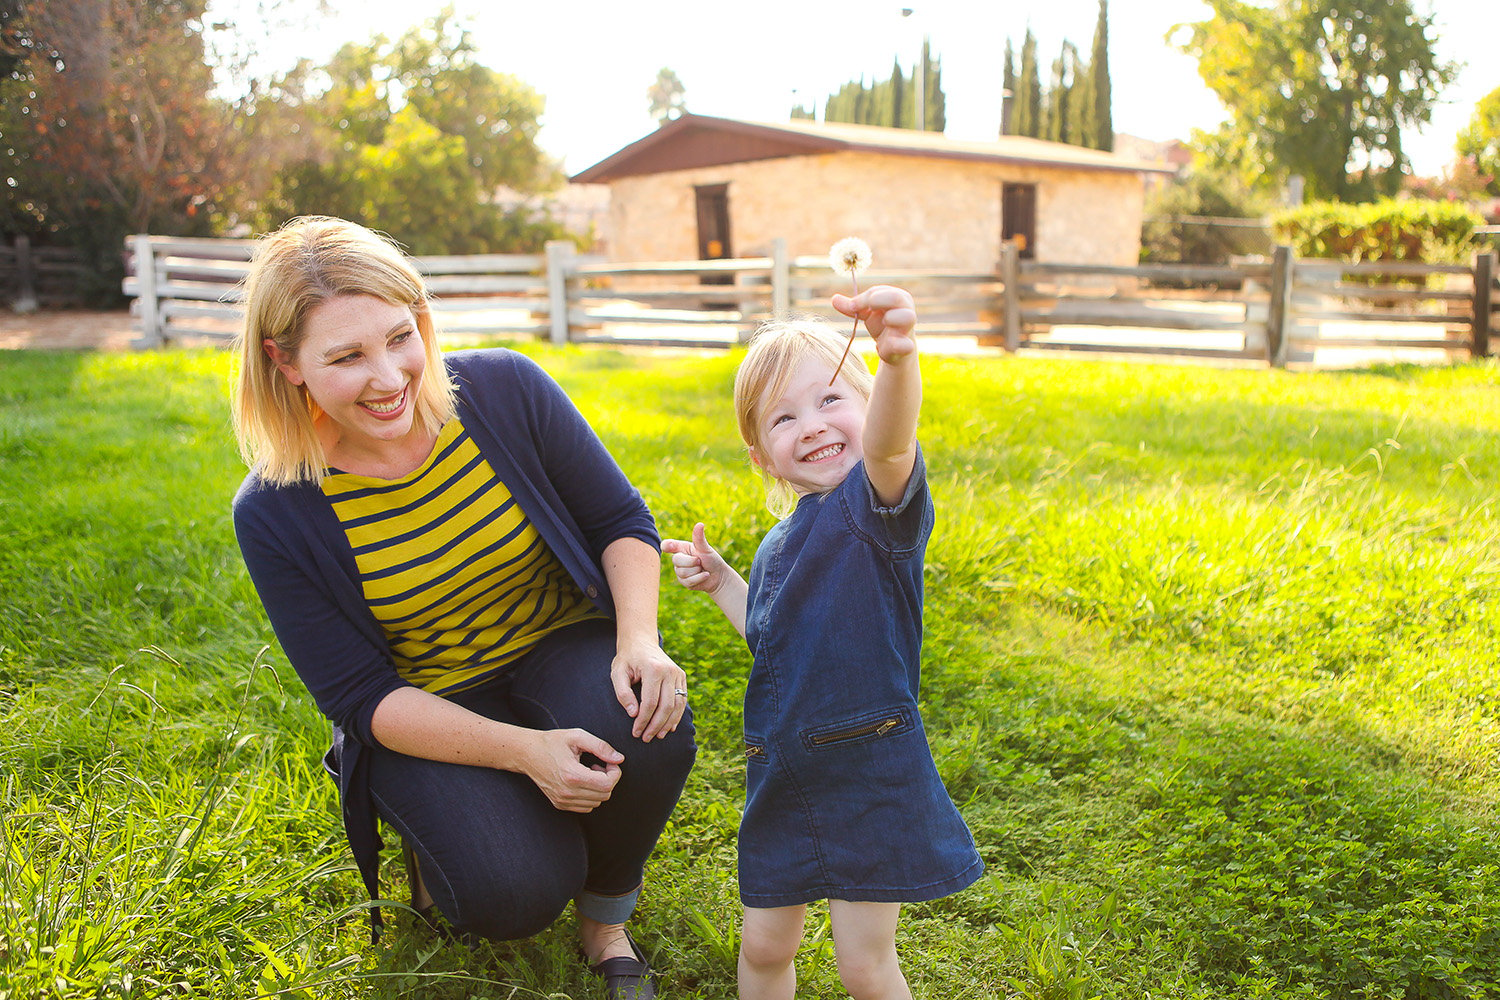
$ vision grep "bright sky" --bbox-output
[223,0,1494,179]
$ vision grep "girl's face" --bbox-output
[264,294,426,460]
[750,355,868,497]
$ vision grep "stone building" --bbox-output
[570,113,1175,270]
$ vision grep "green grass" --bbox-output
[2,343,1498,999]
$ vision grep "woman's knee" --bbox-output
[443,865,577,941]
[650,716,698,782]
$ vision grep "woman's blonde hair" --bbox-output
[231,216,457,485]
[733,318,876,517]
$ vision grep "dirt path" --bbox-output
[0,309,141,351]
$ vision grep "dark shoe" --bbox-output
[588,928,657,1000]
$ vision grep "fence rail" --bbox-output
[121,233,1497,366]
[2,237,88,310]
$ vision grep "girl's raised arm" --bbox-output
[833,285,921,506]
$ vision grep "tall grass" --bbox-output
[1,345,1497,998]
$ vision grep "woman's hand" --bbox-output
[611,635,688,743]
[522,728,624,812]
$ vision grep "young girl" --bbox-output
[663,286,983,1000]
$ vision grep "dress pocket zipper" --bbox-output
[807,715,903,747]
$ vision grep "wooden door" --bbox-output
[695,183,733,285]
[1001,183,1037,259]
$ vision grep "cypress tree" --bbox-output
[1068,44,1094,146]
[1045,41,1076,143]
[813,47,944,131]
[1089,0,1112,150]
[1002,39,1016,135]
[1015,28,1041,138]
[924,40,945,131]
[890,57,906,129]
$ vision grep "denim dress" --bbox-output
[739,450,984,908]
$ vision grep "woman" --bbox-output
[231,216,694,999]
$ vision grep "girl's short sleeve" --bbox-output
[844,445,932,556]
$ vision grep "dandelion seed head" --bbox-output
[828,237,872,276]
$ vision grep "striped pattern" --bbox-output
[322,419,601,694]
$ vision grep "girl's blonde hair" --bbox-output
[230,216,457,486]
[733,318,876,517]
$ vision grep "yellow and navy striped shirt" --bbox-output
[321,418,602,695]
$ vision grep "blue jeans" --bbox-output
[365,618,696,940]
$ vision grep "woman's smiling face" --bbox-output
[264,294,426,460]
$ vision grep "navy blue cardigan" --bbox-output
[232,348,659,920]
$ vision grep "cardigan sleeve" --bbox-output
[232,480,411,746]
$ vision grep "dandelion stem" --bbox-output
[830,273,860,386]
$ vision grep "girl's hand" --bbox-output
[832,285,918,364]
[523,728,623,812]
[611,635,689,742]
[661,522,730,596]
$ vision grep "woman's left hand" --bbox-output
[611,636,689,742]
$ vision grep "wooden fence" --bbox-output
[1,237,88,310]
[122,234,1498,367]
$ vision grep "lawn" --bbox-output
[1,343,1498,999]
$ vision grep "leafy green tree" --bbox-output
[1,0,242,302]
[1178,0,1457,201]
[647,67,685,124]
[1455,86,1500,196]
[253,10,567,254]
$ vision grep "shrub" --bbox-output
[1141,167,1274,268]
[1270,199,1483,264]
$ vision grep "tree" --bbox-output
[1141,161,1274,265]
[920,39,945,132]
[1043,41,1077,144]
[1,0,243,301]
[1013,28,1041,138]
[1455,86,1500,196]
[1001,39,1015,135]
[1086,0,1112,150]
[890,57,905,130]
[1178,0,1458,201]
[820,49,944,132]
[647,67,685,124]
[253,11,567,254]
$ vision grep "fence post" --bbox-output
[13,235,38,313]
[1000,240,1020,352]
[1474,251,1494,359]
[771,237,790,320]
[1266,244,1293,368]
[544,240,575,345]
[132,234,162,348]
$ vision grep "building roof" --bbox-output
[570,113,1177,184]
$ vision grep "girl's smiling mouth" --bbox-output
[803,443,844,463]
